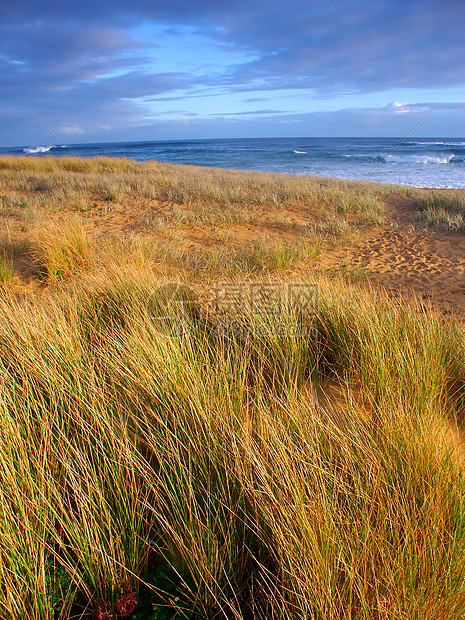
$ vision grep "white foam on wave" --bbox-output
[386,153,456,165]
[343,152,458,164]
[293,149,307,154]
[23,145,55,154]
[408,141,465,147]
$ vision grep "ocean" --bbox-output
[2,137,465,189]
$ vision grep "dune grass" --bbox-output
[415,190,465,232]
[0,155,395,285]
[32,217,92,279]
[0,155,390,233]
[0,271,465,619]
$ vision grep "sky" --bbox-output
[1,0,465,146]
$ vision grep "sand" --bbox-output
[4,185,465,315]
[318,197,465,313]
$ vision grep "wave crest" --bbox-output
[23,145,55,154]
[406,141,465,147]
[343,153,457,165]
[386,153,456,165]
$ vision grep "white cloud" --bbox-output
[389,101,411,113]
[60,125,85,135]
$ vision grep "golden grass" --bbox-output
[33,218,92,279]
[0,268,464,618]
[0,155,390,232]
[0,155,396,288]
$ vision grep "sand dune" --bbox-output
[319,197,465,313]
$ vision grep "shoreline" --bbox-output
[2,134,464,189]
[2,152,465,192]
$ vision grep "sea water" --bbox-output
[2,137,465,189]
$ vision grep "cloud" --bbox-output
[61,125,85,135]
[2,1,465,95]
[209,109,284,116]
[224,1,465,93]
[389,101,412,114]
[0,1,465,144]
[0,23,149,85]
[253,101,465,136]
[4,99,462,145]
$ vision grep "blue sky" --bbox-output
[1,0,465,146]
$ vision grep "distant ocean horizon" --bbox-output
[2,136,465,189]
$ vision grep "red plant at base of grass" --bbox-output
[94,591,136,619]
[116,592,137,617]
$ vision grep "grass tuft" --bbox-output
[415,190,465,232]
[33,218,92,279]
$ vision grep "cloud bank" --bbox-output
[1,0,464,144]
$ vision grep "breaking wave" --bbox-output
[23,145,56,154]
[343,153,458,164]
[385,153,457,164]
[293,149,307,154]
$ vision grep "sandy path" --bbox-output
[321,198,465,313]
